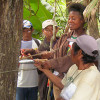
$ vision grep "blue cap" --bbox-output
[23,20,33,28]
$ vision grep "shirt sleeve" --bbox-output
[47,55,73,73]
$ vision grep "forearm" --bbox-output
[47,55,73,73]
[43,69,64,90]
[41,51,54,59]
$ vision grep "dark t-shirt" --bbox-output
[38,37,59,51]
[37,37,59,100]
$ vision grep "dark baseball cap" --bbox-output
[67,35,98,57]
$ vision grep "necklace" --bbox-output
[65,69,83,87]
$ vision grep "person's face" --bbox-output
[23,28,33,41]
[71,43,82,64]
[71,44,77,63]
[42,25,58,39]
[68,11,84,30]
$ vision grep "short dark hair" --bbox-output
[73,42,98,64]
[68,3,86,18]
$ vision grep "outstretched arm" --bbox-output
[34,62,64,90]
[36,55,73,73]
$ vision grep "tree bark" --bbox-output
[88,13,100,39]
[83,0,90,5]
[0,0,23,100]
[83,0,100,39]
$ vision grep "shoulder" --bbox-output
[61,33,68,38]
[32,38,41,47]
[81,65,100,85]
[55,34,68,45]
[85,65,100,77]
[96,38,100,42]
[59,31,73,40]
[32,38,41,43]
[62,64,77,85]
[37,39,41,44]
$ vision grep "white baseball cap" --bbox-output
[42,19,57,29]
[23,20,33,28]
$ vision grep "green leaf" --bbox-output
[23,0,53,33]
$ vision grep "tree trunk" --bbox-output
[83,0,100,39]
[0,0,23,100]
[83,0,90,5]
[88,13,100,39]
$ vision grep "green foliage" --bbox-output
[23,0,69,38]
[23,0,53,38]
[43,0,67,36]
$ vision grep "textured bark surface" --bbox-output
[88,13,100,39]
[0,0,23,100]
[83,0,100,39]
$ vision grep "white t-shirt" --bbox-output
[17,39,40,87]
[61,64,100,100]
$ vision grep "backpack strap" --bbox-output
[32,38,40,47]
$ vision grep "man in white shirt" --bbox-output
[16,20,41,100]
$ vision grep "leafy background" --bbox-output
[23,0,100,39]
[23,0,53,39]
[23,0,67,39]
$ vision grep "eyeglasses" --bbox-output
[44,29,53,32]
[23,30,31,33]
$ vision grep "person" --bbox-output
[34,3,86,99]
[38,19,59,100]
[34,35,100,100]
[96,38,100,71]
[24,19,59,100]
[16,20,41,100]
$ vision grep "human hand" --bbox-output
[34,59,47,72]
[34,59,51,69]
[20,49,28,59]
[41,50,53,59]
[19,49,36,60]
[56,97,64,100]
[23,49,36,55]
